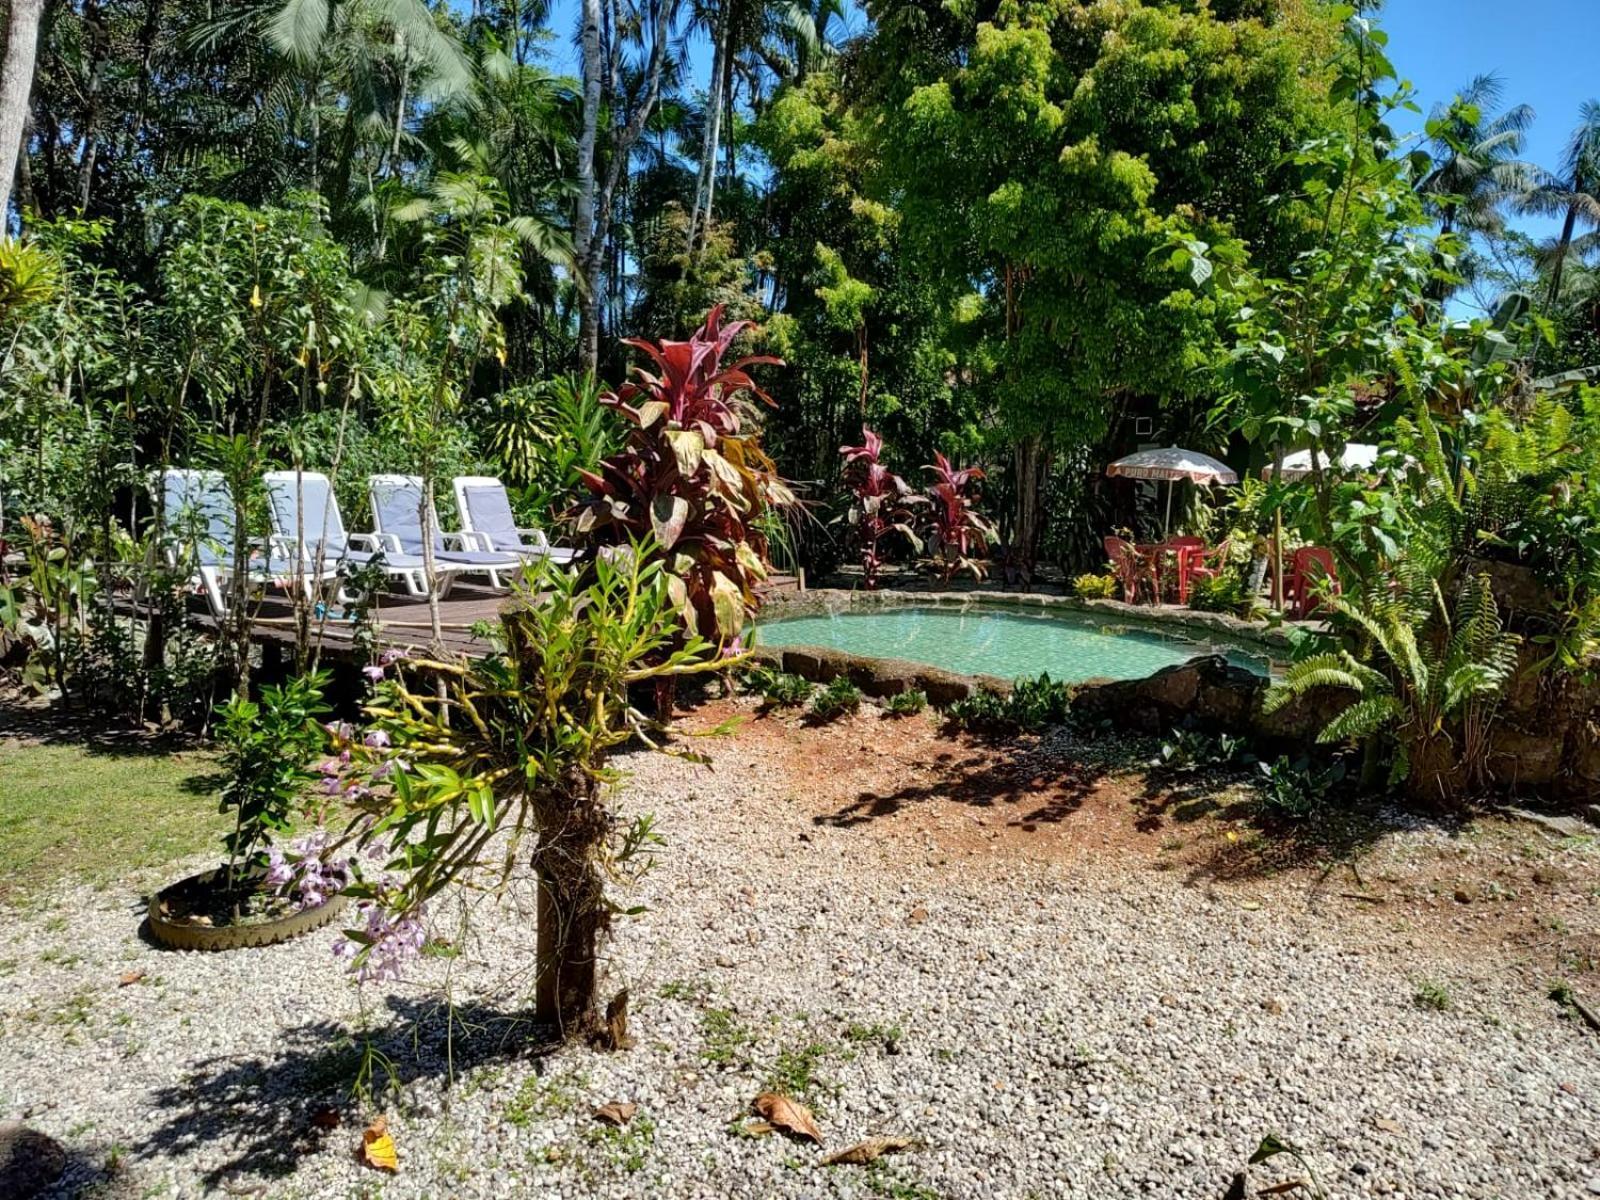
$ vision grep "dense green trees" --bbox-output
[2,0,1599,582]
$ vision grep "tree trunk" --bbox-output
[574,0,605,373]
[534,790,609,1032]
[1013,434,1049,570]
[687,6,729,252]
[76,0,109,211]
[0,0,47,221]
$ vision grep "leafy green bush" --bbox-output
[1255,754,1345,818]
[946,673,1071,733]
[809,675,863,719]
[1156,729,1248,770]
[215,670,331,887]
[1072,572,1117,599]
[744,665,814,707]
[884,688,928,716]
[1188,571,1258,617]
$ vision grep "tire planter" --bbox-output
[147,868,348,952]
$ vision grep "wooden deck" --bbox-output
[148,573,802,665]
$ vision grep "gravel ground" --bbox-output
[4,709,1600,1200]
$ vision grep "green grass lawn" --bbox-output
[0,736,228,902]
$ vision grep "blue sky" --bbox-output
[1380,0,1600,242]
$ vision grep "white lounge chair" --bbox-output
[452,475,580,569]
[155,469,335,619]
[263,470,443,599]
[369,474,524,589]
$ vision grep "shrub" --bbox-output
[1156,729,1248,770]
[1188,571,1258,617]
[1073,572,1117,599]
[884,688,928,716]
[923,453,995,582]
[215,670,331,892]
[946,673,1071,733]
[745,665,814,707]
[573,305,794,645]
[839,427,923,590]
[1255,754,1345,818]
[810,675,863,719]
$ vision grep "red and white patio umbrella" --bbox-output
[1107,446,1237,534]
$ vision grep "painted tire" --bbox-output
[146,869,348,952]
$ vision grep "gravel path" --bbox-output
[4,709,1600,1199]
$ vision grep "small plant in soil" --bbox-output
[1256,754,1345,819]
[883,689,927,717]
[810,676,863,720]
[946,673,1071,733]
[745,666,814,708]
[1412,979,1453,1011]
[162,670,331,930]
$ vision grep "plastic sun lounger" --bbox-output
[156,469,337,619]
[452,475,580,569]
[263,470,441,599]
[368,474,524,590]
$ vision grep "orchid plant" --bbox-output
[572,305,794,646]
[924,452,996,582]
[270,549,734,1031]
[839,427,924,590]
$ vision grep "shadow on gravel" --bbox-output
[129,995,560,1188]
[814,730,1118,829]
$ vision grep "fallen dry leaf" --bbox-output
[1258,1180,1307,1196]
[821,1135,918,1166]
[1373,1117,1403,1133]
[754,1092,823,1144]
[359,1116,398,1173]
[593,1101,638,1127]
[118,970,145,987]
[907,906,928,925]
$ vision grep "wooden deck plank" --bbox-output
[112,573,800,665]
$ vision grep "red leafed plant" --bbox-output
[924,452,996,582]
[573,305,794,642]
[839,427,924,590]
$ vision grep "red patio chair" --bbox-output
[1104,536,1157,604]
[1182,539,1232,605]
[1290,546,1340,618]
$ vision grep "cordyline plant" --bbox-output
[924,452,996,582]
[572,305,794,650]
[274,550,733,1033]
[840,427,923,590]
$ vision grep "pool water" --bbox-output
[757,605,1269,683]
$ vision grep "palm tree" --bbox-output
[1416,74,1536,241]
[1521,100,1600,311]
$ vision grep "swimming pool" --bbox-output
[757,604,1270,683]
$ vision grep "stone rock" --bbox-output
[0,1123,66,1200]
[1488,725,1566,788]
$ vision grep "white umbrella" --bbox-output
[1107,446,1237,534]
[1262,442,1385,482]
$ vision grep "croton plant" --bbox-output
[573,305,794,643]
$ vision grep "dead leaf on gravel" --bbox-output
[1258,1180,1307,1195]
[907,906,928,925]
[821,1135,918,1165]
[1373,1117,1403,1133]
[358,1116,398,1173]
[118,970,145,987]
[593,1101,638,1127]
[754,1092,823,1144]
